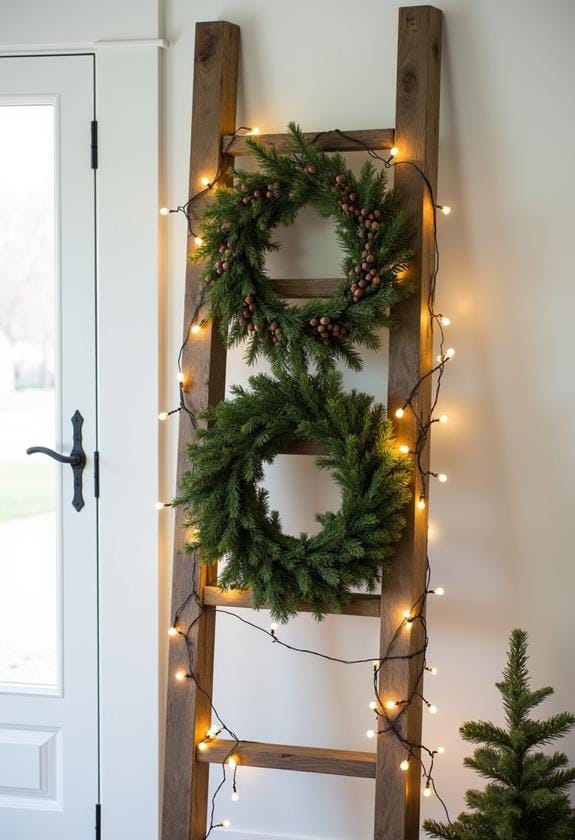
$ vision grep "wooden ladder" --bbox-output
[162,7,442,839]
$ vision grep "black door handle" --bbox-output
[26,410,86,511]
[25,446,83,467]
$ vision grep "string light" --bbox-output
[439,414,449,423]
[207,725,221,739]
[197,740,208,752]
[155,501,166,510]
[175,670,187,681]
[176,371,185,383]
[164,126,457,829]
[366,729,376,739]
[437,204,451,215]
[432,586,445,596]
[249,127,261,135]
[424,783,432,797]
[437,746,445,755]
[427,665,438,676]
[437,473,447,483]
[270,622,278,636]
[190,323,202,335]
[159,411,169,421]
[168,626,178,638]
[159,207,171,216]
[231,789,239,802]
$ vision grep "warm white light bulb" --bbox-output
[372,660,379,669]
[227,757,237,769]
[434,587,445,596]
[429,666,438,676]
[155,502,165,511]
[221,819,231,829]
[191,323,201,335]
[400,759,410,771]
[158,411,169,421]
[250,126,261,135]
[399,444,410,455]
[168,626,178,637]
[386,700,397,711]
[437,473,447,483]
[369,700,378,711]
[417,498,426,510]
[159,207,170,216]
[424,785,432,797]
[207,725,220,739]
[445,347,455,359]
[194,236,203,246]
[440,316,451,327]
[197,740,208,752]
[390,146,399,157]
[366,729,375,739]
[428,704,438,715]
[231,791,239,802]
[439,414,449,424]
[395,407,405,419]
[175,670,186,681]
[200,176,211,187]
[176,371,185,383]
[440,205,452,215]
[437,746,445,755]
[270,622,278,634]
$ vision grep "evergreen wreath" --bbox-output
[177,369,411,621]
[194,123,412,373]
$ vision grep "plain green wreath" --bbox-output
[177,369,411,621]
[195,123,412,373]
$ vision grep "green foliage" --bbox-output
[176,369,412,621]
[424,629,575,840]
[194,123,412,375]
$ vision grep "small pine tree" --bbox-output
[425,629,575,840]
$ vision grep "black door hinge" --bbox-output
[95,803,101,839]
[93,450,100,498]
[90,120,98,170]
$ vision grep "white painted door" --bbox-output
[0,56,98,839]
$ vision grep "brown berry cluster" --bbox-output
[214,240,233,275]
[334,173,383,302]
[241,294,258,333]
[239,180,281,205]
[308,316,347,345]
[268,321,282,346]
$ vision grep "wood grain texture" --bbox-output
[374,7,442,840]
[198,739,376,779]
[161,21,239,840]
[270,277,341,299]
[203,586,381,617]
[223,128,395,156]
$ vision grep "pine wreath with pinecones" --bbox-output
[195,123,412,373]
[177,369,412,621]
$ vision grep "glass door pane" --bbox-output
[0,103,58,689]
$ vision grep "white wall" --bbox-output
[161,0,575,838]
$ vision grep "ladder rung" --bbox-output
[203,586,381,617]
[278,440,327,456]
[271,277,340,299]
[223,128,395,156]
[197,738,376,778]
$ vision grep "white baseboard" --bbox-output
[224,830,341,840]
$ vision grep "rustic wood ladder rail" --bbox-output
[162,8,442,840]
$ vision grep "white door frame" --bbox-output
[0,42,162,840]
